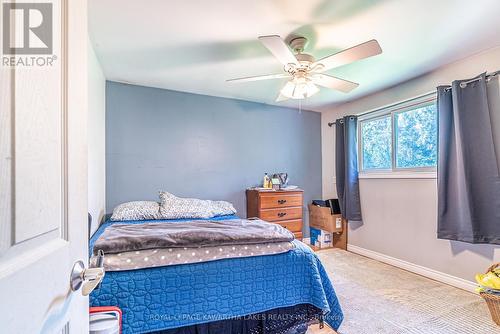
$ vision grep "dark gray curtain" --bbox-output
[437,72,500,244]
[335,116,362,221]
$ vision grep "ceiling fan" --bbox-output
[227,35,382,101]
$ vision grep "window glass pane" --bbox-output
[395,104,437,168]
[361,116,392,169]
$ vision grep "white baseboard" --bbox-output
[347,244,477,293]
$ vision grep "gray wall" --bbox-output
[106,81,322,234]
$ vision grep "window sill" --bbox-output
[359,171,437,179]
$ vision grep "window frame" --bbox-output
[358,94,438,177]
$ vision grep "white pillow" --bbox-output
[110,201,161,221]
[159,191,236,219]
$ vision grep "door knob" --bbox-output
[70,252,105,296]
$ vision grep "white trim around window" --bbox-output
[358,92,438,177]
[359,171,437,179]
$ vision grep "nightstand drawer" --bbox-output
[260,193,303,209]
[260,207,302,222]
[276,219,302,232]
[293,232,303,240]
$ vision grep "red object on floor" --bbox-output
[89,306,122,333]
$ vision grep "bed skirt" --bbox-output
[150,304,323,334]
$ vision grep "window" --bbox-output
[395,104,437,168]
[361,116,392,169]
[360,98,437,173]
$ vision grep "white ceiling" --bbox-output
[89,0,500,112]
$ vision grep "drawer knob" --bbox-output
[278,212,287,217]
[277,199,287,204]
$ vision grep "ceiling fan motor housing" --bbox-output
[289,36,308,53]
[286,37,319,72]
[295,53,315,63]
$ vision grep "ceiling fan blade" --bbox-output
[258,35,299,66]
[226,73,290,83]
[314,39,382,71]
[312,74,359,93]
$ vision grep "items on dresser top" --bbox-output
[263,173,272,189]
[261,172,289,189]
[274,173,289,188]
[271,177,281,190]
[247,188,304,240]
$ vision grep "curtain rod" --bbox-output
[328,70,500,127]
[327,91,436,127]
[443,70,499,91]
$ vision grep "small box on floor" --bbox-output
[310,227,333,248]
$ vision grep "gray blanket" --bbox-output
[93,218,295,255]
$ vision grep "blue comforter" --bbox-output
[90,216,343,334]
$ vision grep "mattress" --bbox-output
[89,215,343,334]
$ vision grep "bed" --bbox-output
[89,215,343,334]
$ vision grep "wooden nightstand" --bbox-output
[246,189,303,240]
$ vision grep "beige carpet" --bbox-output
[316,249,499,334]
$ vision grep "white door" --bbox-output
[0,0,89,332]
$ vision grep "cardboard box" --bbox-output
[318,231,332,248]
[308,204,343,233]
[309,227,332,248]
[309,227,320,245]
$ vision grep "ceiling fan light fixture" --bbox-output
[280,78,319,100]
[304,81,320,97]
[280,81,296,99]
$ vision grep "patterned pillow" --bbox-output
[159,191,236,219]
[110,201,161,221]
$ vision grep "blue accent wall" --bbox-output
[106,81,322,235]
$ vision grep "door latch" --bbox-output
[70,250,105,296]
